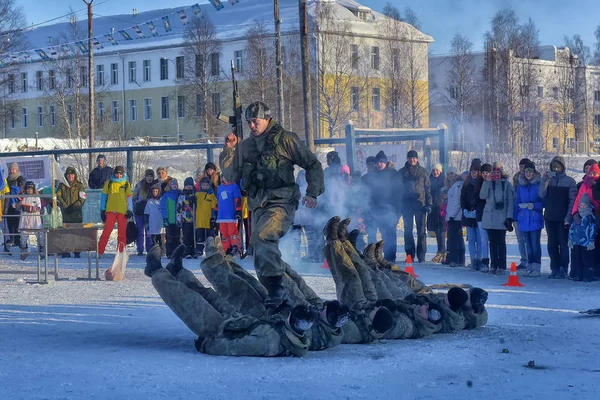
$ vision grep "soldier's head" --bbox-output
[369,306,395,334]
[65,166,77,183]
[245,101,271,136]
[447,287,469,311]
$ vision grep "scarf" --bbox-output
[7,172,21,182]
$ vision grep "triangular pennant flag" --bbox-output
[191,3,202,15]
[48,47,58,57]
[133,25,144,38]
[119,30,133,40]
[61,44,73,55]
[228,0,239,5]
[76,41,89,54]
[20,52,31,61]
[209,0,224,11]
[92,37,103,49]
[162,16,172,32]
[178,10,188,25]
[35,49,50,60]
[105,34,118,45]
[146,21,158,37]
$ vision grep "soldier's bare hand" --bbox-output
[226,133,238,148]
[302,196,318,209]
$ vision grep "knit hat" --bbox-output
[65,166,77,176]
[432,163,443,173]
[375,151,388,163]
[24,181,36,191]
[339,165,350,175]
[205,162,217,172]
[244,101,271,120]
[150,183,162,197]
[447,287,469,311]
[407,149,418,159]
[481,163,493,173]
[579,193,594,209]
[583,159,597,173]
[96,154,106,161]
[523,161,536,171]
[470,158,482,171]
[169,178,179,188]
[183,177,195,187]
[589,164,600,177]
[9,162,18,170]
[519,158,532,166]
[199,177,211,185]
[114,166,125,175]
[144,169,155,178]
[366,156,376,164]
[447,166,459,175]
[492,161,503,172]
[371,307,394,334]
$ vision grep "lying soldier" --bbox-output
[145,244,314,357]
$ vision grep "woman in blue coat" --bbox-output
[514,162,544,277]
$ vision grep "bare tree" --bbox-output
[403,7,421,30]
[399,33,429,128]
[180,16,221,139]
[552,48,577,153]
[593,25,600,66]
[379,6,405,128]
[242,20,276,107]
[281,34,304,132]
[382,2,401,21]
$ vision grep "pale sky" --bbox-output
[16,0,600,54]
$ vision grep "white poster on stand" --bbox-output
[0,155,68,189]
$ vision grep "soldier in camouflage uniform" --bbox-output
[221,101,324,309]
[144,244,315,357]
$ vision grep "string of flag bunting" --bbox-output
[3,0,241,65]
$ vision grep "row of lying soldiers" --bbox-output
[144,216,489,357]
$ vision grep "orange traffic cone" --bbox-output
[502,262,524,287]
[404,254,418,278]
[320,259,330,269]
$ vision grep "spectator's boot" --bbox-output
[529,263,541,277]
[347,229,361,252]
[337,218,351,242]
[374,240,393,269]
[144,245,163,278]
[362,244,379,269]
[556,267,568,279]
[166,244,186,277]
[479,258,489,273]
[548,269,558,279]
[431,252,443,263]
[323,216,341,242]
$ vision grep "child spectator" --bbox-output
[216,176,242,256]
[195,177,217,257]
[177,177,196,259]
[568,194,597,282]
[445,168,465,267]
[18,181,43,260]
[161,179,181,258]
[145,183,164,252]
[98,166,133,255]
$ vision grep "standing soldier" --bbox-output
[221,101,324,308]
[57,166,87,258]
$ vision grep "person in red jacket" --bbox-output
[573,164,600,222]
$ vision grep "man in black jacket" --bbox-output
[398,150,432,263]
[88,154,114,189]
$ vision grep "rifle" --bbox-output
[217,60,244,176]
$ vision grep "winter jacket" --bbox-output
[160,189,180,225]
[427,173,445,232]
[4,173,25,214]
[513,173,544,232]
[361,166,400,213]
[460,175,482,228]
[594,180,600,204]
[101,176,132,215]
[19,195,42,230]
[56,178,86,224]
[0,178,8,222]
[445,179,463,222]
[216,183,241,222]
[398,162,431,209]
[88,165,114,189]
[132,179,158,215]
[144,198,163,235]
[538,156,577,223]
[176,192,196,226]
[480,177,514,231]
[195,190,218,229]
[195,169,221,194]
[569,214,597,247]
[572,176,600,216]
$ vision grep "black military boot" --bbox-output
[362,244,379,268]
[323,216,341,242]
[469,287,488,314]
[166,244,186,277]
[337,218,351,242]
[374,240,393,269]
[144,245,163,278]
[289,305,316,334]
[347,229,361,251]
[261,275,289,310]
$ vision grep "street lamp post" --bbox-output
[162,57,180,143]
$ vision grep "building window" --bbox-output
[9,109,15,129]
[552,112,559,124]
[210,52,220,76]
[36,71,43,91]
[372,87,381,111]
[177,95,185,118]
[112,100,120,122]
[196,94,203,116]
[370,46,379,70]
[161,96,170,119]
[520,85,529,97]
[67,104,74,125]
[552,137,558,148]
[98,102,105,122]
[80,66,88,87]
[351,44,359,69]
[160,58,169,80]
[144,98,152,120]
[22,108,28,128]
[49,70,56,90]
[49,105,55,126]
[21,72,28,92]
[211,92,221,114]
[234,50,243,74]
[129,61,136,83]
[8,74,14,94]
[37,106,43,127]
[351,87,360,111]
[96,65,104,86]
[195,55,203,77]
[129,99,138,121]
[143,60,151,82]
[537,86,543,98]
[66,68,73,88]
[552,87,558,99]
[111,63,118,85]
[594,114,600,126]
[176,56,184,79]
[595,90,600,102]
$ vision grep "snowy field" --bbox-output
[1,239,599,400]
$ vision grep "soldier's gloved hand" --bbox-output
[423,206,432,214]
[100,210,106,223]
[126,210,133,219]
[234,210,242,220]
[572,213,582,225]
[587,242,596,251]
[163,218,169,227]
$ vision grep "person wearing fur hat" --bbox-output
[98,166,133,256]
[445,167,465,267]
[144,183,164,252]
[512,158,532,269]
[461,160,489,271]
[88,154,114,189]
[161,178,182,258]
[568,194,598,282]
[56,166,87,258]
[514,161,544,277]
[577,159,597,191]
[177,177,197,259]
[132,169,158,256]
[398,150,431,263]
[428,163,446,262]
[480,162,514,274]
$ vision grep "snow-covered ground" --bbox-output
[1,239,599,400]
